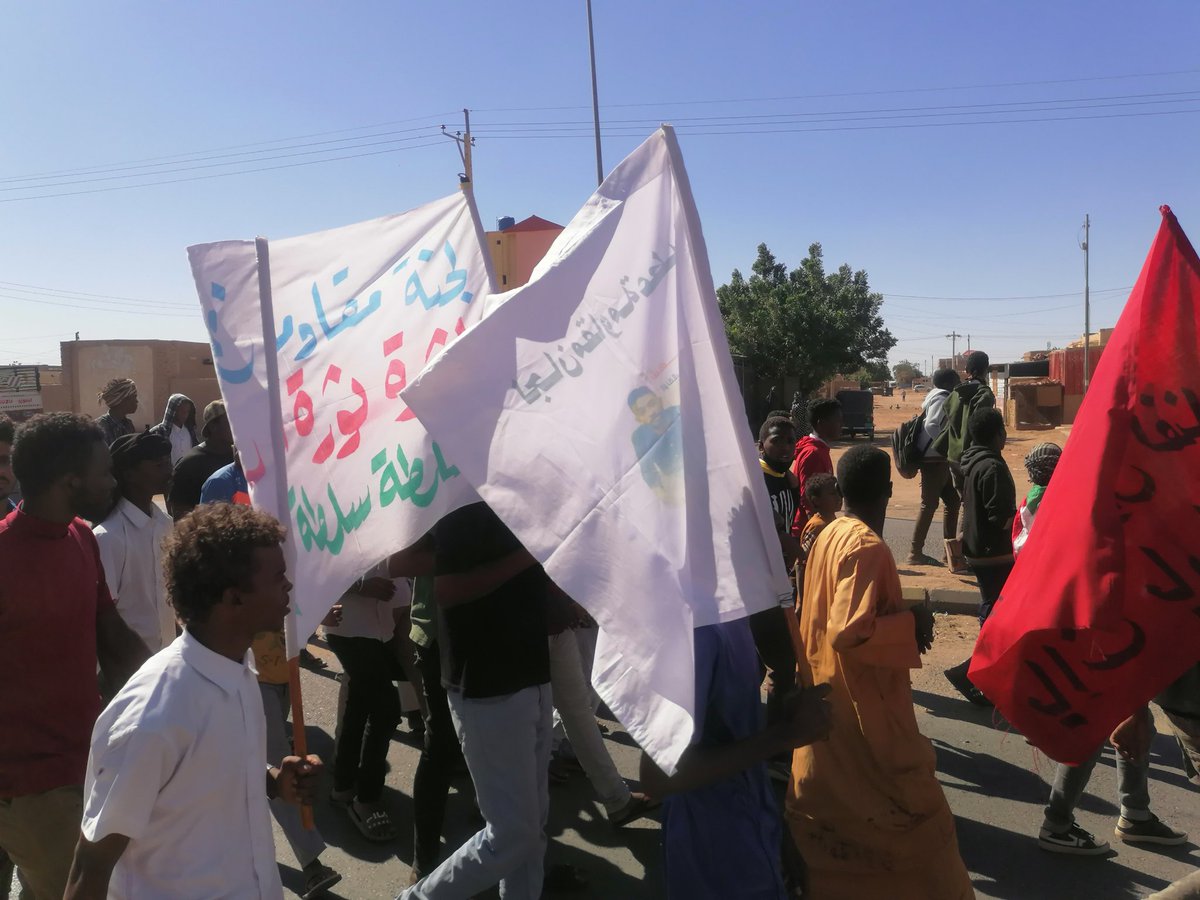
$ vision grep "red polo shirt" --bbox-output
[790,434,833,534]
[0,506,115,797]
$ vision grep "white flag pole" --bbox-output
[253,236,315,830]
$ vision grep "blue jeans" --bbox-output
[402,684,553,900]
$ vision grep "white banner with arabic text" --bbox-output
[187,192,491,653]
[403,129,790,773]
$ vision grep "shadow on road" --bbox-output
[957,815,1177,900]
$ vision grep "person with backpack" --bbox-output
[944,408,1016,706]
[931,351,995,571]
[906,368,961,566]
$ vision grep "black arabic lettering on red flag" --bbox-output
[970,205,1200,764]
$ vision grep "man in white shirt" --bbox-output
[93,433,177,652]
[64,503,323,900]
[906,368,963,566]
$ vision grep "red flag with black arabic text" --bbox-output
[970,206,1200,764]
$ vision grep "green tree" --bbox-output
[845,360,891,388]
[892,360,924,386]
[717,243,895,394]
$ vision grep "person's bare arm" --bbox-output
[435,548,538,608]
[388,534,435,578]
[639,684,832,796]
[96,607,150,691]
[64,832,130,900]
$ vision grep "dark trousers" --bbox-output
[950,461,966,541]
[326,634,402,804]
[412,643,465,875]
[911,458,960,555]
[973,561,1014,624]
[748,605,798,732]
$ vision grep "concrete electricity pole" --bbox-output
[946,331,962,361]
[1082,214,1091,393]
[440,109,474,188]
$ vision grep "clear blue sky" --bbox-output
[3,1,1198,374]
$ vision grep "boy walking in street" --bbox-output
[945,408,1014,706]
[65,503,324,899]
[932,351,995,571]
[790,399,842,532]
[787,445,971,899]
[907,368,962,566]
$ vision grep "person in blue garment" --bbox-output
[639,619,832,899]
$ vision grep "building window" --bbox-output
[502,275,507,285]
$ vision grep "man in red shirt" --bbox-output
[790,398,842,534]
[0,413,149,900]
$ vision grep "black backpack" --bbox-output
[891,411,927,479]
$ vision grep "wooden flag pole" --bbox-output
[253,236,314,830]
[288,657,315,830]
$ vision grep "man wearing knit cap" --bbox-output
[166,400,234,521]
[95,379,139,447]
[94,433,177,653]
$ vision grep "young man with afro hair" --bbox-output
[66,504,324,899]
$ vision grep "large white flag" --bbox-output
[187,192,492,653]
[403,128,791,772]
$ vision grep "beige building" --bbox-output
[42,339,221,430]
[486,215,564,291]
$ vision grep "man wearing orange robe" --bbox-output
[786,444,974,900]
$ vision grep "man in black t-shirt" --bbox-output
[401,502,552,900]
[167,401,234,521]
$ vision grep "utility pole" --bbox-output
[1082,214,1091,393]
[440,109,475,188]
[585,0,604,186]
[945,331,962,361]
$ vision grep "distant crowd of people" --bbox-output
[1,363,1197,899]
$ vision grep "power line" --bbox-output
[472,67,1200,112]
[0,112,457,183]
[6,77,1199,192]
[0,140,446,203]
[0,280,191,307]
[470,106,1200,140]
[881,285,1131,302]
[0,132,443,193]
[469,89,1200,129]
[0,292,200,317]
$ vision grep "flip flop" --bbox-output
[348,804,398,843]
[301,863,342,899]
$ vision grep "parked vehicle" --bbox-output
[836,389,875,440]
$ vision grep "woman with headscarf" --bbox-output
[148,394,198,467]
[95,378,138,446]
